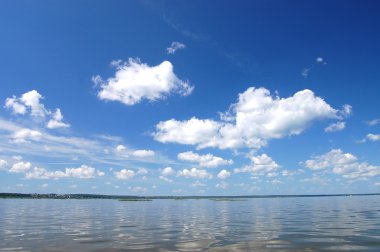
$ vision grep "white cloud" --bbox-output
[94,58,193,106]
[97,170,105,176]
[316,57,324,64]
[301,68,310,78]
[341,104,352,118]
[137,167,148,175]
[177,151,233,168]
[41,183,48,188]
[116,144,127,153]
[65,165,97,179]
[114,169,135,180]
[161,166,175,176]
[177,167,212,179]
[217,169,231,179]
[159,175,173,183]
[4,90,70,129]
[191,180,206,187]
[154,87,341,150]
[167,41,186,54]
[20,90,47,117]
[325,121,346,132]
[9,161,31,173]
[216,181,229,189]
[129,186,147,193]
[235,154,280,175]
[0,159,7,171]
[47,109,70,129]
[132,149,155,158]
[366,134,380,142]
[4,96,26,114]
[25,165,102,180]
[12,129,42,143]
[304,149,380,179]
[366,119,380,126]
[270,179,282,185]
[154,117,221,149]
[25,167,67,179]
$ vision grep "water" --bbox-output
[0,196,380,251]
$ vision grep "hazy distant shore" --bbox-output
[1,192,379,200]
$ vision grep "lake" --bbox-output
[0,196,380,251]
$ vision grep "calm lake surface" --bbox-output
[1,196,380,251]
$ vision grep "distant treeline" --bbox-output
[0,192,379,200]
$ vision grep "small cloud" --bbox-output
[116,144,127,153]
[46,109,70,129]
[301,68,310,78]
[177,151,233,168]
[366,119,380,126]
[316,57,326,64]
[159,176,173,183]
[217,169,231,179]
[216,181,229,189]
[167,41,186,54]
[114,169,135,180]
[366,133,380,142]
[301,57,326,78]
[132,150,155,158]
[161,166,175,176]
[177,167,212,179]
[325,121,346,133]
[341,104,353,118]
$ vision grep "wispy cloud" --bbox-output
[167,41,186,54]
[301,57,327,78]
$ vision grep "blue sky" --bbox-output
[0,0,379,195]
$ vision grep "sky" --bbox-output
[0,0,379,196]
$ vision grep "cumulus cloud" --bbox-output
[177,167,212,179]
[325,121,346,132]
[94,58,193,106]
[303,149,380,179]
[9,161,31,173]
[235,154,280,175]
[65,165,97,179]
[366,134,380,142]
[177,151,233,168]
[217,169,231,179]
[11,129,42,143]
[4,90,70,129]
[25,165,102,179]
[4,96,26,114]
[115,145,155,158]
[154,87,342,150]
[0,159,7,170]
[116,144,127,153]
[167,41,186,54]
[114,169,135,179]
[161,166,175,176]
[46,109,70,129]
[155,117,221,148]
[132,150,155,158]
